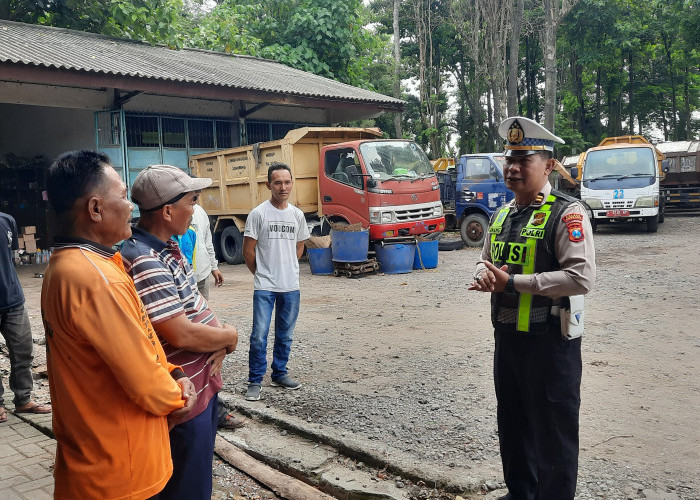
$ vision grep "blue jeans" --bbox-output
[248,290,300,385]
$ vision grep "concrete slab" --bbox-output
[220,418,338,475]
[222,394,494,495]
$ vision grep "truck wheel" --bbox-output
[646,215,659,233]
[220,225,244,264]
[659,199,665,223]
[213,231,223,262]
[460,214,489,248]
[582,203,597,232]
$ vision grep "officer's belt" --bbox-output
[496,305,560,324]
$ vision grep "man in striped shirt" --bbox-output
[121,164,239,500]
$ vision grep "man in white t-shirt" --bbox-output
[243,163,310,401]
[191,203,224,300]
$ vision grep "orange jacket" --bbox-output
[41,244,185,499]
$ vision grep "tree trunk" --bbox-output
[486,87,495,151]
[393,0,403,139]
[414,1,429,140]
[684,65,691,140]
[595,67,602,138]
[507,0,524,116]
[628,49,634,135]
[541,0,580,133]
[471,64,481,153]
[661,98,669,141]
[570,50,584,133]
[542,0,557,132]
[662,40,678,140]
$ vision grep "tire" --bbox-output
[582,203,597,232]
[219,225,244,264]
[659,199,665,224]
[646,214,659,233]
[460,213,489,248]
[438,233,464,251]
[213,231,223,262]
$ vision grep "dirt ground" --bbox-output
[9,215,700,498]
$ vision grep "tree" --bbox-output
[0,0,189,48]
[393,0,403,138]
[507,0,525,116]
[185,2,261,54]
[541,0,580,133]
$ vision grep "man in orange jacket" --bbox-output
[41,150,196,499]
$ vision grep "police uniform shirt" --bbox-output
[476,182,596,298]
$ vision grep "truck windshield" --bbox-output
[463,156,505,180]
[583,148,656,181]
[360,141,435,181]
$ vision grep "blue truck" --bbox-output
[437,153,513,247]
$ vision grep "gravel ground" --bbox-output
[5,215,699,499]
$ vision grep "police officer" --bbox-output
[470,116,596,499]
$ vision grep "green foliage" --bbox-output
[5,0,697,145]
[559,0,700,142]
[2,0,188,47]
[187,2,262,54]
[200,0,379,88]
[554,114,589,157]
[107,0,186,47]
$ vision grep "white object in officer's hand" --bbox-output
[560,295,585,340]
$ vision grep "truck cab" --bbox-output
[320,140,445,240]
[438,153,513,247]
[574,136,668,233]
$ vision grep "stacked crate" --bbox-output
[17,225,37,254]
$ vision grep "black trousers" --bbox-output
[494,328,582,500]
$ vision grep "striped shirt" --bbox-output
[121,226,222,420]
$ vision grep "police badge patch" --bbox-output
[507,120,525,144]
[531,212,546,226]
[562,213,583,224]
[567,222,584,242]
[563,212,585,242]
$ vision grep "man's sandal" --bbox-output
[14,401,52,414]
[218,413,245,430]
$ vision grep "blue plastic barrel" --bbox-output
[307,247,334,275]
[375,243,416,274]
[331,229,369,262]
[413,239,439,269]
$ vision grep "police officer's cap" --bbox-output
[498,116,565,157]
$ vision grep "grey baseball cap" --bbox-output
[131,164,212,210]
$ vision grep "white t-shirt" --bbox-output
[244,200,310,292]
[191,204,218,283]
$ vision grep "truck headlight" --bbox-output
[381,212,393,223]
[634,196,658,208]
[461,190,477,202]
[584,198,603,209]
[369,210,381,223]
[433,204,443,217]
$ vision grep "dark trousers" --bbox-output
[0,305,34,407]
[160,395,218,500]
[494,329,582,500]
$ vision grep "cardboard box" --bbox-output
[24,238,37,253]
[17,236,24,249]
[22,226,36,235]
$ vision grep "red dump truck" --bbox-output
[190,127,445,264]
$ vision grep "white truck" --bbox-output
[572,135,669,233]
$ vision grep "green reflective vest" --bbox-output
[489,191,574,333]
